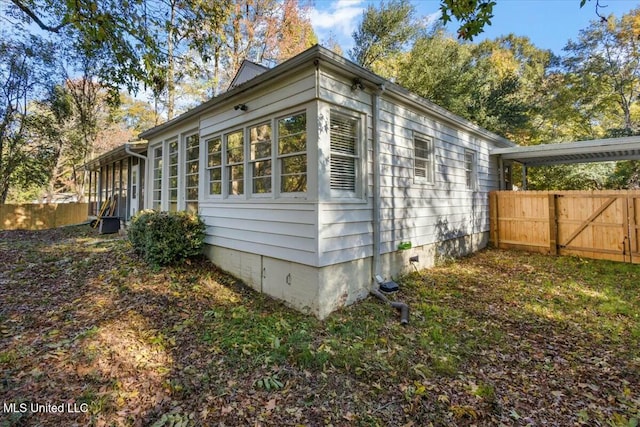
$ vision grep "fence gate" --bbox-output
[555,194,635,262]
[490,191,640,264]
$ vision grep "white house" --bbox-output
[94,45,515,318]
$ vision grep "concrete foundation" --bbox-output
[203,231,489,319]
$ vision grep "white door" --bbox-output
[130,164,140,218]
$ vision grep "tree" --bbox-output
[349,0,418,73]
[6,0,230,108]
[563,8,640,134]
[439,0,608,40]
[0,37,58,203]
[396,29,539,139]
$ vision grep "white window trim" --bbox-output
[205,135,223,199]
[224,128,246,199]
[413,133,435,185]
[249,120,274,198]
[184,131,200,212]
[151,144,163,210]
[328,108,364,199]
[276,110,308,198]
[199,107,313,202]
[464,149,478,191]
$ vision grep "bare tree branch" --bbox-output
[10,0,68,33]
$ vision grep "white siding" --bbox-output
[200,67,316,136]
[317,70,374,267]
[315,68,502,266]
[201,202,318,266]
[198,66,320,266]
[376,98,498,255]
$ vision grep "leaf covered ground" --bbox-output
[0,225,639,426]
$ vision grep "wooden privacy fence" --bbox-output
[0,203,89,231]
[489,191,640,263]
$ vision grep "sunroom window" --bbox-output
[226,129,244,196]
[167,139,179,212]
[250,122,272,194]
[184,134,199,212]
[152,146,162,210]
[207,136,222,196]
[330,112,359,192]
[277,112,307,193]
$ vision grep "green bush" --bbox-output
[129,210,206,266]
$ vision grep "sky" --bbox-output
[309,0,639,56]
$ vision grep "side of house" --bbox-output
[138,45,513,318]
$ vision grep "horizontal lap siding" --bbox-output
[377,98,497,254]
[317,70,374,266]
[318,203,373,265]
[199,67,319,266]
[200,203,318,266]
[200,68,316,136]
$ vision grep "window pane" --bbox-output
[282,155,307,174]
[250,123,271,160]
[281,154,307,193]
[278,113,306,154]
[253,177,272,194]
[330,113,357,155]
[330,112,358,191]
[185,134,199,206]
[278,133,307,155]
[186,202,198,213]
[281,174,307,193]
[227,130,244,163]
[229,165,244,195]
[209,167,221,181]
[209,182,221,195]
[414,136,433,183]
[253,160,272,177]
[153,146,163,209]
[207,137,222,167]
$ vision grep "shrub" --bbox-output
[129,210,206,266]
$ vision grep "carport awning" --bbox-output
[491,136,640,167]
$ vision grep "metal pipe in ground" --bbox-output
[371,288,409,325]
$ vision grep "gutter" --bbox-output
[125,143,148,161]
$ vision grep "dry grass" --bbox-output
[0,225,638,426]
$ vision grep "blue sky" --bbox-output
[309,0,639,56]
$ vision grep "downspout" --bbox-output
[372,84,385,288]
[370,85,409,325]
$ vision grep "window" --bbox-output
[226,130,244,195]
[185,134,199,212]
[250,122,272,194]
[278,112,307,193]
[168,140,179,211]
[329,112,359,192]
[152,146,163,210]
[207,136,222,195]
[414,135,434,183]
[464,150,477,190]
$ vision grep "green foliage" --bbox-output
[606,160,640,189]
[562,9,640,134]
[0,38,58,203]
[439,0,596,41]
[349,0,419,70]
[439,0,496,40]
[129,210,206,267]
[397,30,539,138]
[525,163,615,190]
